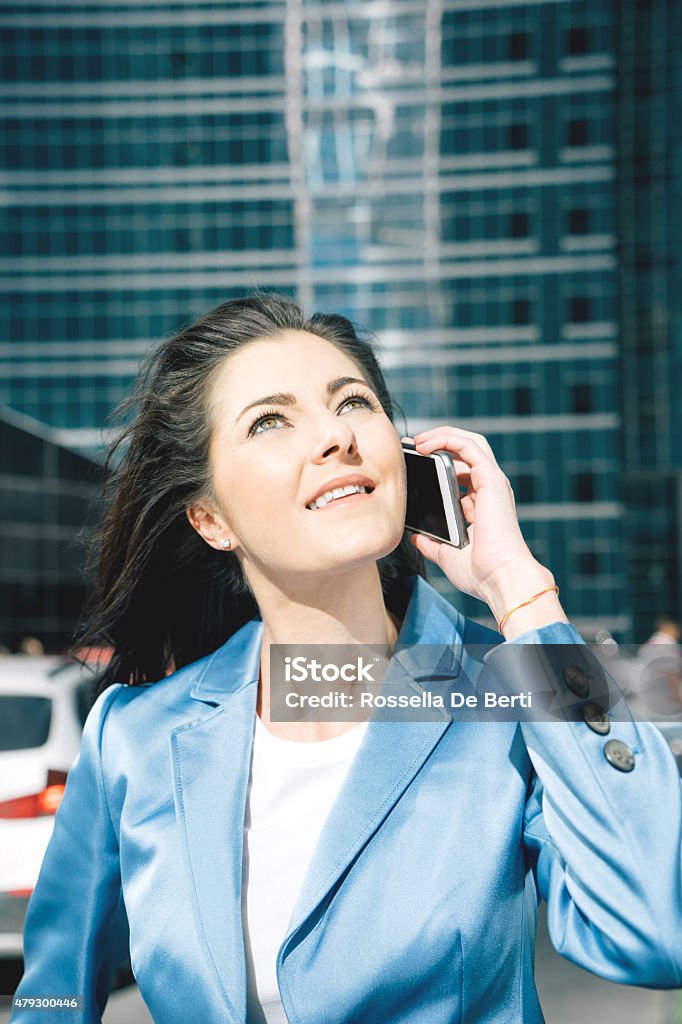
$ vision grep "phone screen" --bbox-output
[404,450,451,539]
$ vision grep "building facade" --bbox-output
[1,0,679,642]
[0,408,100,650]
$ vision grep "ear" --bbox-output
[185,500,236,552]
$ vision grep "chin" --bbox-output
[335,525,405,569]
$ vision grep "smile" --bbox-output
[307,485,372,510]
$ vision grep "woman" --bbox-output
[12,294,682,1024]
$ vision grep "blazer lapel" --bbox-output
[282,576,468,948]
[169,618,262,1024]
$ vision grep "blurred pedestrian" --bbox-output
[638,616,682,652]
[18,636,43,656]
[636,617,682,714]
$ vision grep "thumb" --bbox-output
[409,531,443,565]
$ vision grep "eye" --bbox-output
[247,391,378,436]
[247,409,285,436]
[339,391,377,413]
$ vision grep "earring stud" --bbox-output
[220,537,231,550]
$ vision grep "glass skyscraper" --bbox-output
[1,0,679,642]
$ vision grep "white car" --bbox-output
[0,655,98,961]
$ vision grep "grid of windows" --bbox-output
[2,111,289,170]
[441,192,536,244]
[442,7,536,67]
[3,22,285,82]
[557,0,615,60]
[560,95,613,152]
[561,185,614,237]
[441,100,535,157]
[0,376,122,428]
[2,200,295,257]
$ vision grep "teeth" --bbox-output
[307,484,369,510]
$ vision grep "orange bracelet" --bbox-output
[498,585,559,635]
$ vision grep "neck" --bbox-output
[251,564,401,737]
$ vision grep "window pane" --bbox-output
[574,473,595,502]
[513,385,533,414]
[512,298,531,324]
[509,122,529,149]
[568,207,589,234]
[568,119,589,146]
[569,295,591,322]
[578,551,599,575]
[0,696,52,751]
[509,32,529,61]
[570,383,593,413]
[567,26,589,56]
[510,211,530,238]
[514,474,536,503]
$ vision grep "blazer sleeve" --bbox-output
[484,622,682,989]
[10,683,130,1024]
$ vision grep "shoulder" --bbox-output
[92,645,231,742]
[86,645,239,802]
[93,615,263,736]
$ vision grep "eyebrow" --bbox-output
[235,375,373,424]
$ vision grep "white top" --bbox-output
[242,716,368,1024]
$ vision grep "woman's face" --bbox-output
[193,330,407,586]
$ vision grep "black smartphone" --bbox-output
[402,440,470,549]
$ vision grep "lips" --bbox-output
[305,475,375,510]
[307,484,372,510]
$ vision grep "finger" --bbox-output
[403,433,471,479]
[413,430,494,464]
[413,423,496,453]
[408,531,444,566]
[460,494,476,522]
[412,434,501,485]
[413,426,499,466]
[405,436,473,494]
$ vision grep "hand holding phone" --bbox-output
[402,440,469,549]
[403,427,559,631]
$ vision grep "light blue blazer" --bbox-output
[11,575,682,1023]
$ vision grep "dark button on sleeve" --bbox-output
[603,738,635,772]
[581,701,611,735]
[563,664,590,698]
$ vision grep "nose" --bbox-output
[310,410,360,464]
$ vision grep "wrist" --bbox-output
[482,559,555,619]
[482,561,569,639]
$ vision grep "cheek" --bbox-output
[217,450,296,530]
[379,432,407,487]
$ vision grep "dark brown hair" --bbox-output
[71,292,424,692]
